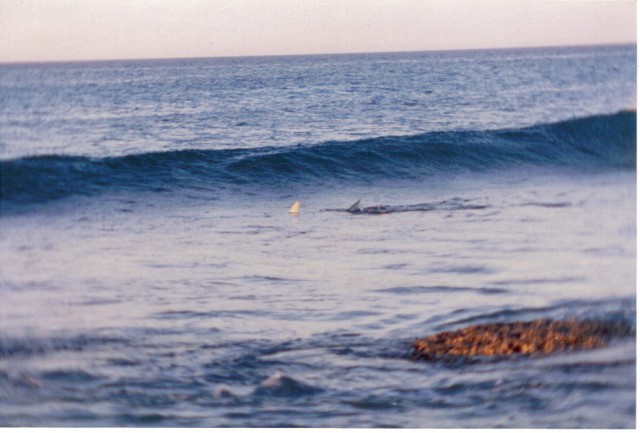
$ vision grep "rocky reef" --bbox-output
[413,318,633,361]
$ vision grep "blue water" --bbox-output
[0,45,636,428]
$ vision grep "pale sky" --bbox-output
[0,0,636,63]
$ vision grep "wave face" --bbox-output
[0,111,635,206]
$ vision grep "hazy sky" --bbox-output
[0,0,636,62]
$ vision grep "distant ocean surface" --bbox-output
[0,45,636,427]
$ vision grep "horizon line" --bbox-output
[0,41,635,67]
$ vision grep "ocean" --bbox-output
[0,45,636,428]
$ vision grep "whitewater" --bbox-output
[0,45,636,427]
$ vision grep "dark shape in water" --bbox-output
[341,198,489,215]
[413,318,633,360]
[346,199,391,215]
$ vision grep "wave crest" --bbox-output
[1,111,635,207]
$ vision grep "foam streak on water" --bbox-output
[0,45,636,428]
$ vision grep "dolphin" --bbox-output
[345,199,390,214]
[321,198,489,215]
[346,199,361,212]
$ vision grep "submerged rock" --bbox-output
[211,385,236,399]
[413,318,632,360]
[254,372,320,398]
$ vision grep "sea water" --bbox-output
[0,45,636,428]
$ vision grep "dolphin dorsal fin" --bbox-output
[347,199,361,213]
[289,201,300,214]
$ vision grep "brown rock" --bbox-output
[413,318,632,360]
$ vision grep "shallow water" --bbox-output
[1,168,635,427]
[0,45,636,427]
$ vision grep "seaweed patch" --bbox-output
[413,319,633,360]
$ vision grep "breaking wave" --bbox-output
[1,111,635,208]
